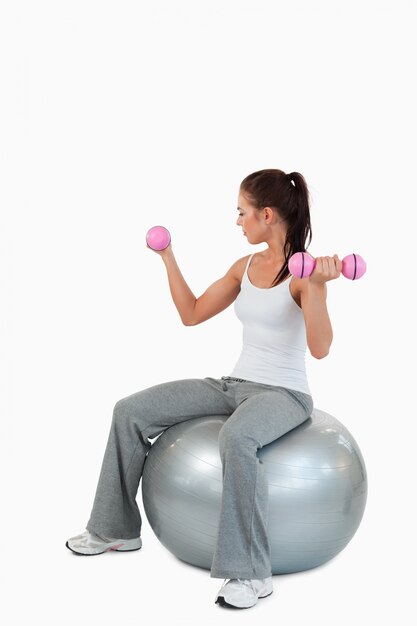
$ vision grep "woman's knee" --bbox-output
[112,395,143,430]
[218,421,255,458]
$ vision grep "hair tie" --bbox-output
[287,173,295,186]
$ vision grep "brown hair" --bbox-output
[240,168,313,287]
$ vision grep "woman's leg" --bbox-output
[86,377,235,540]
[210,385,314,580]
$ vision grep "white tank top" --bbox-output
[229,253,311,396]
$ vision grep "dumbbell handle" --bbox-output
[288,252,366,280]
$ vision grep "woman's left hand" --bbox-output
[309,255,342,285]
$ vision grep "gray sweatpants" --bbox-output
[86,376,314,580]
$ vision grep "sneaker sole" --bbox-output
[65,541,142,556]
[215,590,273,609]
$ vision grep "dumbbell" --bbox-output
[288,252,366,280]
[146,225,171,251]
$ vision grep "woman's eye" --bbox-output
[238,213,244,217]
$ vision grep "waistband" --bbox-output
[220,376,313,406]
[221,376,248,383]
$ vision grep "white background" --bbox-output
[1,0,416,624]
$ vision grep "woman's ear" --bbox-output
[262,206,275,224]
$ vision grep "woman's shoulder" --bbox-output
[289,276,305,308]
[231,254,252,284]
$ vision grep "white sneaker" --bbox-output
[66,529,142,556]
[215,576,273,608]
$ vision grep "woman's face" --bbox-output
[236,192,264,244]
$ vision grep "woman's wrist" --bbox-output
[161,245,174,265]
[307,280,327,294]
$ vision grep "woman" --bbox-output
[66,168,342,609]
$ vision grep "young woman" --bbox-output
[66,168,342,609]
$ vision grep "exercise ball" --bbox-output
[141,409,367,574]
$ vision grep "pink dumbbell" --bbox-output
[288,252,367,280]
[146,225,171,251]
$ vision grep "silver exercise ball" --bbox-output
[141,408,367,574]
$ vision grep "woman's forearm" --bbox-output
[304,283,333,358]
[161,248,196,325]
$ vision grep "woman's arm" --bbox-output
[157,245,242,326]
[158,245,198,325]
[299,255,342,359]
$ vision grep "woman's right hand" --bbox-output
[146,242,173,259]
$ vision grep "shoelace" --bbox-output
[223,578,257,593]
